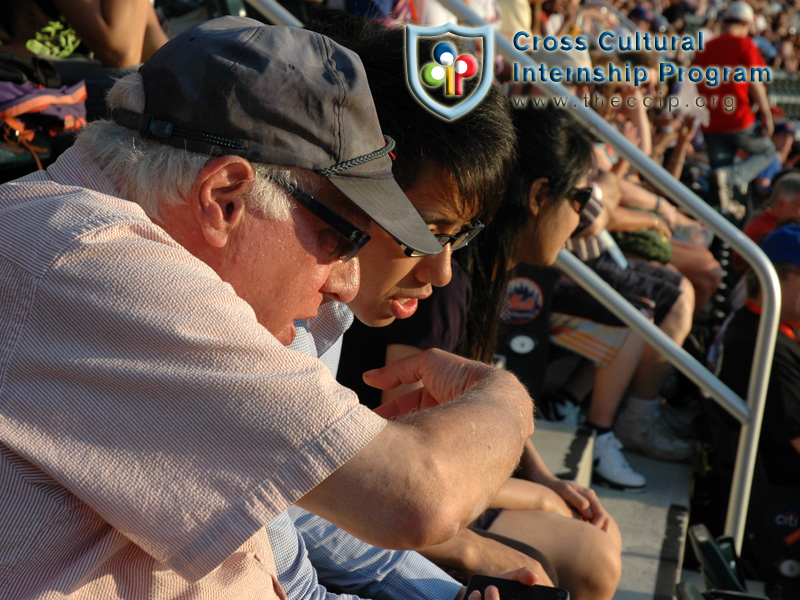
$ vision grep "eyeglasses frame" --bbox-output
[278,182,371,263]
[399,220,485,258]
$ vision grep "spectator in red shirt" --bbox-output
[693,1,775,216]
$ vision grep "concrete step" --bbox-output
[595,451,695,600]
[531,419,594,488]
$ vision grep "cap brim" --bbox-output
[328,173,443,256]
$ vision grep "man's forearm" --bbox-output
[297,364,533,550]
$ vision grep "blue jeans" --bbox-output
[704,123,776,188]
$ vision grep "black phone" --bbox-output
[464,575,570,600]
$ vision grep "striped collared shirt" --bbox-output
[0,146,385,599]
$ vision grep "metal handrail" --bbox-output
[246,0,303,26]
[245,0,781,552]
[555,251,749,421]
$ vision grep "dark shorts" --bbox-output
[471,507,503,530]
[553,251,684,326]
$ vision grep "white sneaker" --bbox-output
[537,391,583,426]
[714,168,747,220]
[614,408,696,462]
[658,402,701,439]
[592,431,647,491]
[714,168,731,213]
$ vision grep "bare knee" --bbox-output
[577,528,622,599]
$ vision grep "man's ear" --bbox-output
[527,177,548,217]
[192,156,255,248]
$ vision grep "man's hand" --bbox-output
[421,528,553,586]
[545,479,614,532]
[367,349,504,418]
[298,351,534,550]
[759,107,775,138]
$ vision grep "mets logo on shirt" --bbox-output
[506,277,544,325]
[405,23,494,120]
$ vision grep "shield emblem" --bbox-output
[405,23,494,121]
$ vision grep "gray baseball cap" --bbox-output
[114,16,441,256]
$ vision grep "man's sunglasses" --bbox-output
[398,220,485,258]
[568,187,593,214]
[279,182,371,262]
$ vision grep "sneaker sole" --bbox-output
[592,471,647,492]
[618,444,696,463]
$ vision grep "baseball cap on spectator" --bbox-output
[723,1,754,23]
[774,121,796,135]
[629,6,651,22]
[651,16,670,32]
[114,16,442,256]
[760,223,800,268]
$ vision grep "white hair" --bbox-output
[75,72,293,220]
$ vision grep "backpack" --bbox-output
[0,52,86,180]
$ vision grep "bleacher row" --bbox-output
[768,70,800,121]
[534,417,777,600]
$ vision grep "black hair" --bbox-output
[457,104,594,362]
[307,11,517,223]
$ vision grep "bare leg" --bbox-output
[488,509,622,600]
[670,239,723,315]
[630,275,694,400]
[587,331,646,428]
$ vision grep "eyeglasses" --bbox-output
[568,187,593,214]
[279,182,371,262]
[398,220,485,258]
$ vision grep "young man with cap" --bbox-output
[0,17,535,599]
[264,18,562,600]
[712,223,800,491]
[693,0,775,216]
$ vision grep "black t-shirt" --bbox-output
[715,308,800,486]
[662,1,688,23]
[496,264,560,399]
[337,259,472,409]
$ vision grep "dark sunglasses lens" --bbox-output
[283,183,371,263]
[340,232,371,262]
[569,188,592,213]
[577,188,592,209]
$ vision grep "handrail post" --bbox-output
[724,245,781,541]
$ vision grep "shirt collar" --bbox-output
[47,144,126,200]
